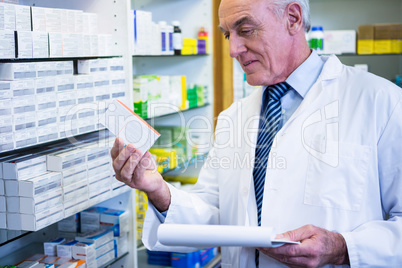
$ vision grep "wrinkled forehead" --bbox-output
[219,0,269,15]
[219,0,273,19]
[218,0,269,28]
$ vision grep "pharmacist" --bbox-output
[111,0,402,267]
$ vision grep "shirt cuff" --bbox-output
[150,203,167,223]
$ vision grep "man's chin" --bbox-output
[245,76,264,87]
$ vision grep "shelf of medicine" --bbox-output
[0,241,129,267]
[143,103,210,121]
[0,231,31,247]
[0,129,110,158]
[100,251,129,268]
[0,185,131,246]
[132,54,209,58]
[0,55,123,63]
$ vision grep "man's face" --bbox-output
[219,0,293,86]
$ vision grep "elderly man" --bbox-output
[111,0,402,267]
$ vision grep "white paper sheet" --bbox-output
[158,224,300,248]
[99,99,160,155]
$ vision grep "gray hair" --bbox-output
[270,0,311,32]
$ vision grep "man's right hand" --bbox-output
[110,137,171,212]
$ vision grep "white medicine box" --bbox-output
[15,31,33,59]
[323,30,356,55]
[100,209,129,237]
[44,8,62,33]
[0,3,16,31]
[32,32,49,58]
[48,32,62,57]
[2,154,46,180]
[15,5,31,32]
[0,30,15,59]
[0,62,36,80]
[31,6,46,32]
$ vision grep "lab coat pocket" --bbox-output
[304,141,370,211]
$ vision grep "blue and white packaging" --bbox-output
[100,209,129,236]
[57,240,79,258]
[96,239,114,258]
[58,213,80,233]
[44,237,66,256]
[80,206,108,233]
[96,248,114,267]
[114,232,128,258]
[75,229,113,248]
[72,241,97,268]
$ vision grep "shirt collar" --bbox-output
[285,50,324,99]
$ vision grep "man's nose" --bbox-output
[229,36,246,58]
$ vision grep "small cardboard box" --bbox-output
[32,31,49,58]
[7,203,64,231]
[49,32,62,57]
[20,188,63,214]
[58,214,80,233]
[3,154,46,180]
[57,240,80,258]
[15,31,33,58]
[44,238,66,256]
[75,229,114,249]
[15,5,31,32]
[31,6,46,32]
[44,8,62,33]
[72,242,96,268]
[80,207,108,233]
[323,30,356,54]
[100,209,129,237]
[0,3,16,31]
[0,30,15,59]
[0,62,36,80]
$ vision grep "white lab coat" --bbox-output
[143,55,402,267]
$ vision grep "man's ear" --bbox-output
[286,2,303,35]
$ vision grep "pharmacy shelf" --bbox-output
[0,185,131,247]
[143,103,210,121]
[0,231,31,247]
[132,54,209,57]
[0,129,110,157]
[0,241,129,267]
[100,252,129,268]
[0,56,123,63]
[0,242,43,266]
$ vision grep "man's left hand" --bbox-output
[257,224,349,268]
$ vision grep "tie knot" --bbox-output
[268,82,290,101]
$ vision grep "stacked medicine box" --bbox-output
[0,2,114,59]
[79,207,129,261]
[0,136,130,231]
[47,146,90,218]
[1,153,64,231]
[0,58,126,153]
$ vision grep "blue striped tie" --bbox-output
[254,82,290,267]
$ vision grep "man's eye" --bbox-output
[241,30,252,35]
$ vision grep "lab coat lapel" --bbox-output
[279,55,343,135]
[239,87,264,226]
